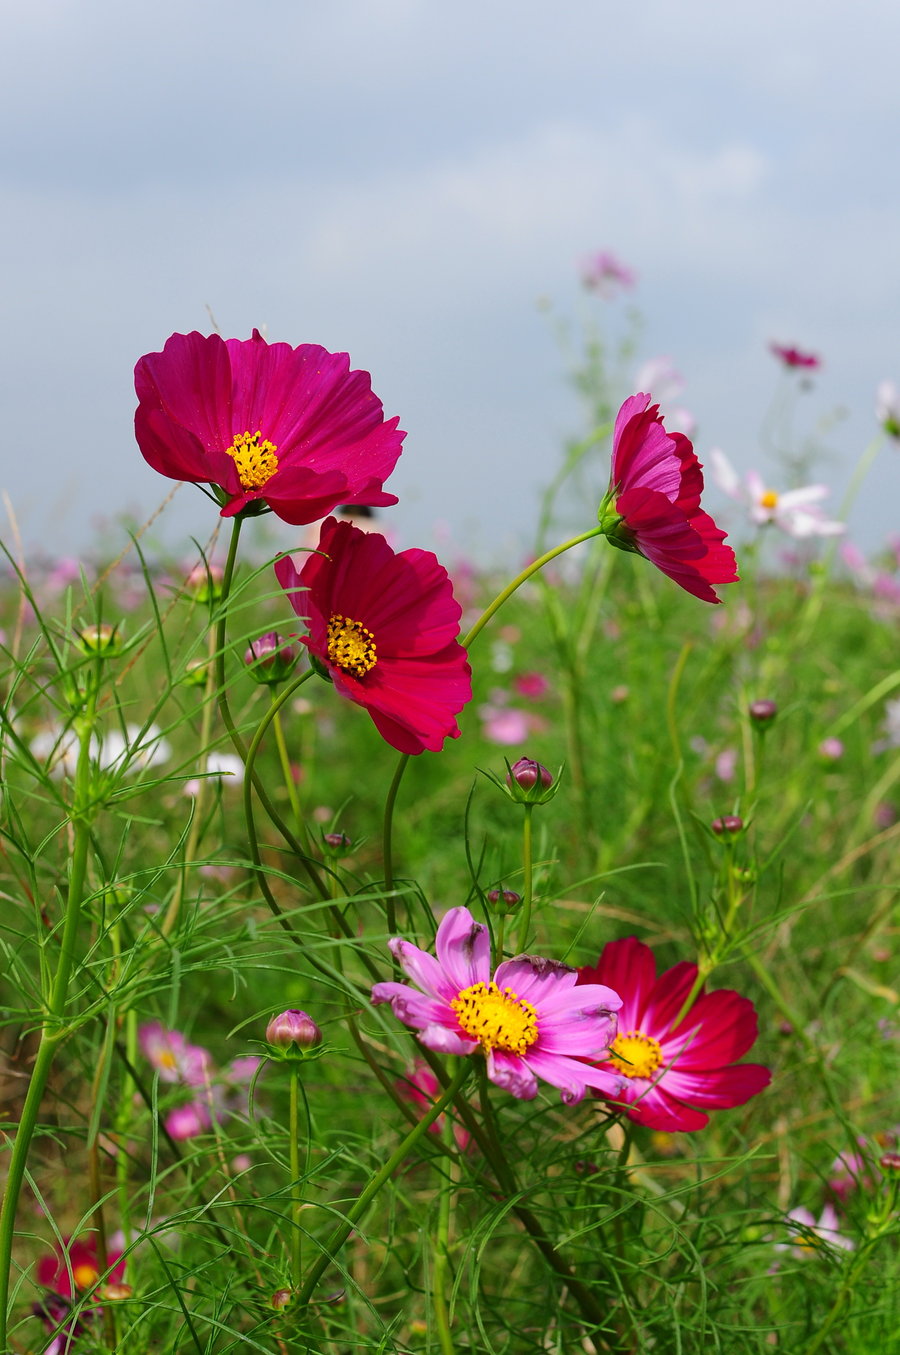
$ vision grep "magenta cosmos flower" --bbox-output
[577,937,770,1131]
[275,516,472,755]
[769,342,821,370]
[598,393,739,604]
[372,906,624,1103]
[134,330,404,524]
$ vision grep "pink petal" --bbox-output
[486,1050,538,1100]
[435,907,491,991]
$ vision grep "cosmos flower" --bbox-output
[275,517,472,755]
[710,449,844,538]
[576,937,770,1131]
[579,250,636,296]
[138,1022,212,1086]
[134,330,404,525]
[397,1062,472,1151]
[372,905,623,1104]
[778,1204,854,1257]
[769,342,821,370]
[36,1235,125,1299]
[598,394,738,604]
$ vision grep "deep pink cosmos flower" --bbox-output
[769,342,821,370]
[598,394,739,604]
[275,517,472,755]
[36,1236,125,1300]
[372,906,624,1103]
[134,330,404,524]
[577,937,770,1131]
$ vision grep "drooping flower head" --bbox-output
[372,906,623,1103]
[134,331,404,524]
[275,517,472,755]
[598,394,739,604]
[576,937,770,1131]
[769,342,821,370]
[710,449,844,539]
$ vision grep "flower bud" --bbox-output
[486,887,522,915]
[98,1282,133,1302]
[77,623,121,657]
[323,831,351,853]
[270,1288,293,1311]
[244,631,299,686]
[711,815,744,836]
[184,562,223,603]
[818,737,844,762]
[183,658,210,689]
[504,756,560,805]
[748,699,777,727]
[880,1151,900,1173]
[266,1009,322,1055]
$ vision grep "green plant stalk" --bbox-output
[272,693,305,840]
[431,1112,458,1355]
[289,1065,305,1292]
[382,751,410,934]
[800,1234,882,1355]
[515,805,535,953]
[0,688,98,1346]
[295,1060,470,1311]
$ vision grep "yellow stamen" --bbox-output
[759,489,779,510]
[327,614,377,677]
[73,1263,99,1289]
[158,1049,178,1070]
[609,1029,663,1079]
[226,430,279,490]
[451,980,538,1056]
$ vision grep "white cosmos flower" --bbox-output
[710,449,844,538]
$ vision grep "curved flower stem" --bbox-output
[295,1060,471,1313]
[382,752,410,932]
[0,686,98,1347]
[271,692,305,840]
[289,1065,308,1292]
[515,805,535,953]
[461,525,606,651]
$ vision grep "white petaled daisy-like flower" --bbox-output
[372,906,624,1104]
[710,449,844,539]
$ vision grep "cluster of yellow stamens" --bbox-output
[327,614,378,677]
[608,1029,663,1079]
[73,1263,100,1289]
[226,430,280,490]
[451,981,539,1056]
[759,489,779,510]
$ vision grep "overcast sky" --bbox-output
[2,0,899,566]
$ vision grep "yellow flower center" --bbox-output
[327,614,377,677]
[227,430,279,490]
[760,489,779,510]
[158,1049,178,1071]
[73,1263,99,1289]
[609,1029,663,1079]
[451,981,538,1056]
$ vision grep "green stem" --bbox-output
[462,525,606,651]
[296,1060,470,1311]
[382,752,410,934]
[799,1238,878,1355]
[431,1113,458,1355]
[289,1065,305,1291]
[0,688,98,1345]
[515,805,534,953]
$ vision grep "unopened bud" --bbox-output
[184,562,223,602]
[98,1282,132,1302]
[818,737,844,762]
[880,1152,900,1173]
[486,887,522,915]
[711,815,744,836]
[244,631,299,685]
[748,700,777,726]
[323,831,351,853]
[266,1009,322,1055]
[270,1288,293,1311]
[504,756,559,805]
[77,623,121,657]
[183,658,210,689]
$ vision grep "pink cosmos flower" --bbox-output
[139,1022,212,1086]
[372,906,624,1103]
[513,672,550,700]
[580,250,636,296]
[165,1100,213,1141]
[134,330,404,525]
[599,394,738,604]
[778,1204,854,1257]
[36,1236,125,1299]
[397,1062,472,1151]
[576,937,771,1131]
[770,342,821,370]
[710,449,844,538]
[275,517,472,755]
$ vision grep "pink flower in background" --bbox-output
[479,704,534,746]
[398,1063,472,1151]
[372,906,623,1103]
[165,1100,213,1141]
[710,449,844,538]
[514,671,550,700]
[779,1204,854,1257]
[577,937,770,1131]
[580,250,636,296]
[818,737,844,761]
[276,516,472,755]
[139,1023,211,1086]
[769,342,821,370]
[36,1236,125,1298]
[633,358,696,437]
[134,330,404,524]
[599,394,738,604]
[876,380,900,438]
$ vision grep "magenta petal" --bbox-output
[388,937,460,1003]
[486,1051,538,1100]
[370,981,451,1030]
[519,1050,594,1104]
[493,956,579,1005]
[577,937,656,1031]
[419,1025,477,1056]
[435,907,491,991]
[660,1064,772,1109]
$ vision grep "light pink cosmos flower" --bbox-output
[579,250,637,296]
[139,1023,212,1086]
[710,449,844,539]
[372,906,624,1104]
[779,1204,854,1257]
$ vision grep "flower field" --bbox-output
[0,303,898,1354]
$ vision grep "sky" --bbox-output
[2,0,899,567]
